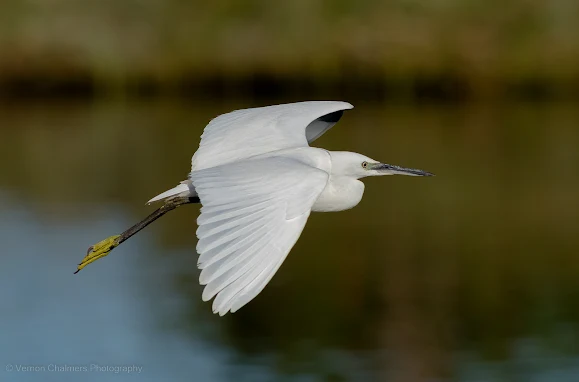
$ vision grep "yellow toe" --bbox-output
[75,235,121,273]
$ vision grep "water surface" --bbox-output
[1,99,578,381]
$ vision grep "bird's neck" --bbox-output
[311,175,365,212]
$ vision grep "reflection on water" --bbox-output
[0,99,578,381]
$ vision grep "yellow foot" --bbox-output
[74,235,121,274]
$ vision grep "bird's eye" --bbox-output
[362,161,368,169]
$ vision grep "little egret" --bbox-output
[76,101,433,315]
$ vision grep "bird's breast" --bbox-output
[311,177,365,212]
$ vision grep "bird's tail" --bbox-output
[147,180,196,204]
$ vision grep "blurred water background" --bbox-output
[1,1,579,382]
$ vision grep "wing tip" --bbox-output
[340,101,354,110]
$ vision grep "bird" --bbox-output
[75,101,433,315]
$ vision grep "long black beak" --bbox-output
[374,163,434,176]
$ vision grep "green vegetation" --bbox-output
[1,0,578,98]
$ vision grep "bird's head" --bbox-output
[330,151,434,179]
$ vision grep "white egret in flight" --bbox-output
[76,101,433,315]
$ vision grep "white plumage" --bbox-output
[147,101,351,205]
[191,157,328,315]
[148,101,433,315]
[191,101,353,171]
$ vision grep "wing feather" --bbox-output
[191,101,353,171]
[148,101,351,205]
[190,156,328,315]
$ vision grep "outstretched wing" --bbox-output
[190,157,328,315]
[192,101,353,171]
